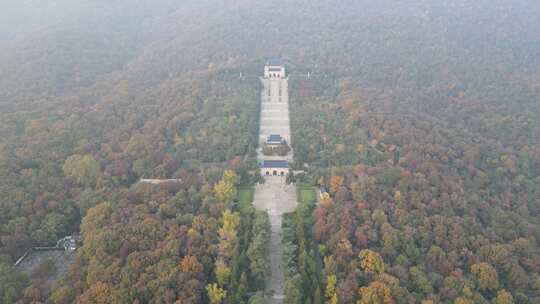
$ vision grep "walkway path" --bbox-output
[253,71,296,303]
[253,177,297,302]
[258,76,293,161]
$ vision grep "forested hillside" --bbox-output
[0,0,539,303]
[289,74,539,303]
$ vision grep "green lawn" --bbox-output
[297,187,316,204]
[238,187,255,204]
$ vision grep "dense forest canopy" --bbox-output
[0,0,539,303]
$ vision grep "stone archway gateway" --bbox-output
[261,160,288,178]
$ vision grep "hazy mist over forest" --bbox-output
[0,1,539,303]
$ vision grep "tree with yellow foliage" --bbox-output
[214,179,237,204]
[63,154,101,188]
[206,283,226,304]
[223,169,239,186]
[215,259,231,287]
[214,170,239,203]
[471,262,499,291]
[220,210,240,239]
[218,209,240,257]
[492,290,514,304]
[325,274,338,303]
[329,293,338,304]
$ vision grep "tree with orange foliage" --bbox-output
[82,281,112,304]
[320,192,334,208]
[393,190,402,203]
[454,297,474,304]
[330,175,344,194]
[357,281,394,304]
[180,255,203,273]
[359,249,385,274]
[493,290,514,304]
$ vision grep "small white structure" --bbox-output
[140,178,182,185]
[56,235,82,251]
[264,58,286,78]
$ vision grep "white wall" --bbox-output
[263,168,287,176]
[264,65,285,78]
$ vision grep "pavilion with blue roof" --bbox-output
[261,160,288,176]
[264,58,286,79]
[268,58,282,66]
[267,134,283,145]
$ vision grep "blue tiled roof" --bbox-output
[261,160,288,168]
[268,58,281,66]
[268,134,282,142]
